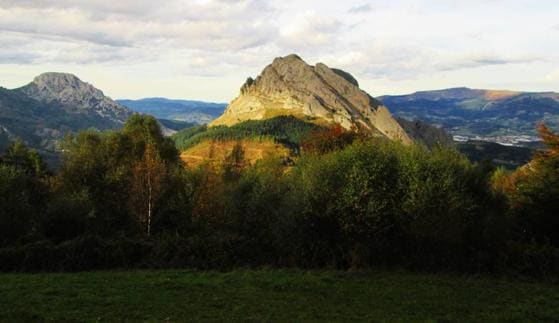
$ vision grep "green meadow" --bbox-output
[1,270,559,322]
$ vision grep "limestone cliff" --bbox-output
[210,54,412,144]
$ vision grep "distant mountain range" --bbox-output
[0,73,132,165]
[2,69,556,169]
[121,86,559,146]
[118,98,226,124]
[380,87,559,144]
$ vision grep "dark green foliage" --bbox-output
[173,116,322,151]
[3,120,559,276]
[280,140,506,270]
[0,140,48,247]
[0,236,151,272]
[51,115,184,237]
[457,140,534,170]
[157,118,195,131]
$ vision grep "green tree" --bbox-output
[3,139,47,176]
[0,141,49,246]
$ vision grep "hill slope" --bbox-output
[380,87,559,143]
[0,73,133,163]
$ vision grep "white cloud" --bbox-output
[0,0,278,51]
[279,12,346,48]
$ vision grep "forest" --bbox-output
[1,114,558,275]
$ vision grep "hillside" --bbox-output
[0,73,133,165]
[174,116,321,166]
[118,98,226,124]
[456,140,534,169]
[180,139,291,168]
[380,87,559,143]
[174,116,321,152]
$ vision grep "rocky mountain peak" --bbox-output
[33,72,85,89]
[14,72,132,125]
[211,54,412,144]
[23,72,106,104]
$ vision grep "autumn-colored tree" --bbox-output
[533,123,559,164]
[503,124,559,244]
[130,142,166,236]
[301,124,357,154]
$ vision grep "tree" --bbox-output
[130,142,166,236]
[222,141,246,181]
[0,140,48,246]
[3,139,47,176]
[301,125,357,154]
[506,124,559,245]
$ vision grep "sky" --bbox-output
[1,0,559,102]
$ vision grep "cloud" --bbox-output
[433,53,540,72]
[348,4,372,13]
[278,12,346,48]
[0,0,279,63]
[317,44,542,81]
[0,8,132,47]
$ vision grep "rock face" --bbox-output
[0,73,133,166]
[396,118,453,148]
[18,72,131,124]
[211,54,412,144]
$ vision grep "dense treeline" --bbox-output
[1,115,559,274]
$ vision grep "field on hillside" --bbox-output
[180,139,291,167]
[2,270,559,322]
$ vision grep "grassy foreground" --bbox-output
[1,270,559,322]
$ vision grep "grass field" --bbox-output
[180,139,290,167]
[1,270,559,322]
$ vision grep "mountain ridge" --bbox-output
[380,87,559,141]
[118,97,226,124]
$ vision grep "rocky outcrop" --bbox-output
[1,73,134,166]
[211,54,412,144]
[396,118,453,148]
[18,72,131,124]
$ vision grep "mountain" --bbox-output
[380,87,559,144]
[210,54,416,145]
[118,98,226,124]
[0,72,133,164]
